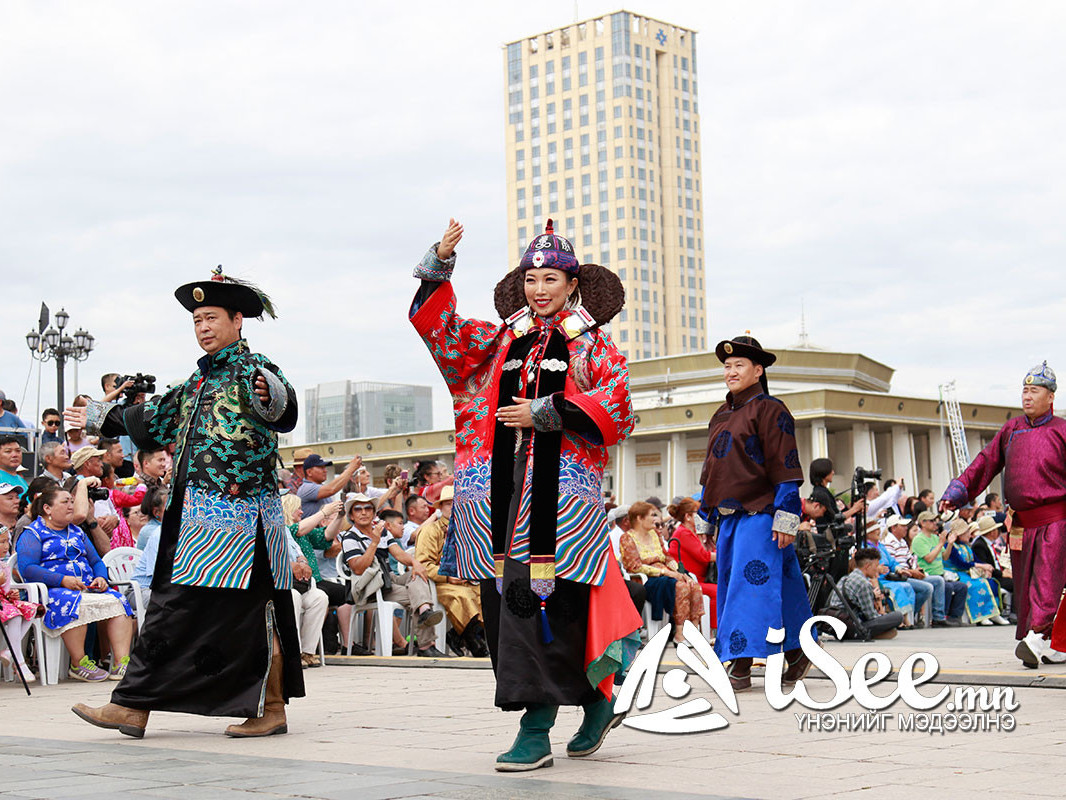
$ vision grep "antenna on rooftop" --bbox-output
[797,299,811,349]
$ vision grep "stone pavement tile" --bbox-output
[138,789,294,800]
[0,770,84,790]
[30,777,174,800]
[280,778,461,800]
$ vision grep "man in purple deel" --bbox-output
[940,362,1066,668]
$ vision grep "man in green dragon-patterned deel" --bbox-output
[66,268,304,739]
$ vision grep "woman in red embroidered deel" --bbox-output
[409,218,641,772]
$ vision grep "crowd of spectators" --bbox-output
[799,458,1014,640]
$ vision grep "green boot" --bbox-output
[495,704,559,772]
[566,694,625,757]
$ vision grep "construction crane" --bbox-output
[939,380,971,475]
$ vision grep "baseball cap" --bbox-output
[0,482,19,496]
[916,510,938,523]
[70,447,107,471]
[302,453,332,470]
[885,513,911,528]
[607,505,630,525]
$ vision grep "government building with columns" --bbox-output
[281,348,1014,505]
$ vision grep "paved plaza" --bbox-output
[3,627,1066,799]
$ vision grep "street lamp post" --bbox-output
[26,307,95,424]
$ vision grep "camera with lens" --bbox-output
[118,373,156,405]
[86,486,110,502]
[851,466,882,497]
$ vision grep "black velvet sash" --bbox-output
[490,325,570,595]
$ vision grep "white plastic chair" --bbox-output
[3,553,47,685]
[103,547,145,632]
[394,561,450,654]
[336,553,404,656]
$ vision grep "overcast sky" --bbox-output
[2,1,1063,440]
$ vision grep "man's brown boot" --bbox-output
[225,650,287,738]
[71,702,149,738]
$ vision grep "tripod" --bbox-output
[803,552,872,642]
[0,608,32,696]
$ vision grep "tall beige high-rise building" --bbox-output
[504,10,705,361]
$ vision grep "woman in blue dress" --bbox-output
[17,483,134,681]
[945,519,1007,625]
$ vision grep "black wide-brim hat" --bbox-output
[493,263,625,326]
[715,335,776,367]
[175,267,271,318]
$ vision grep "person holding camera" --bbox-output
[828,548,904,639]
[340,494,445,657]
[66,268,302,739]
[699,335,814,692]
[910,511,968,626]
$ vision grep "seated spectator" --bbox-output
[64,399,94,454]
[40,408,63,445]
[910,511,968,626]
[0,435,29,498]
[374,467,410,514]
[945,519,1008,625]
[666,497,716,630]
[0,501,43,682]
[874,514,934,626]
[100,462,146,549]
[606,504,646,615]
[16,484,134,681]
[0,481,19,538]
[402,493,432,549]
[99,437,134,480]
[281,494,350,653]
[130,488,167,608]
[340,493,446,657]
[619,501,703,643]
[828,547,904,638]
[38,441,72,483]
[412,460,443,495]
[414,486,489,657]
[351,464,387,502]
[134,447,169,490]
[0,393,28,448]
[283,523,329,669]
[71,446,123,549]
[865,517,931,627]
[286,447,313,494]
[12,476,56,549]
[126,503,148,545]
[911,489,936,519]
[970,515,1015,621]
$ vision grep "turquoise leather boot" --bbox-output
[566,694,625,757]
[495,704,559,772]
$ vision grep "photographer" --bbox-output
[71,446,118,554]
[828,547,904,639]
